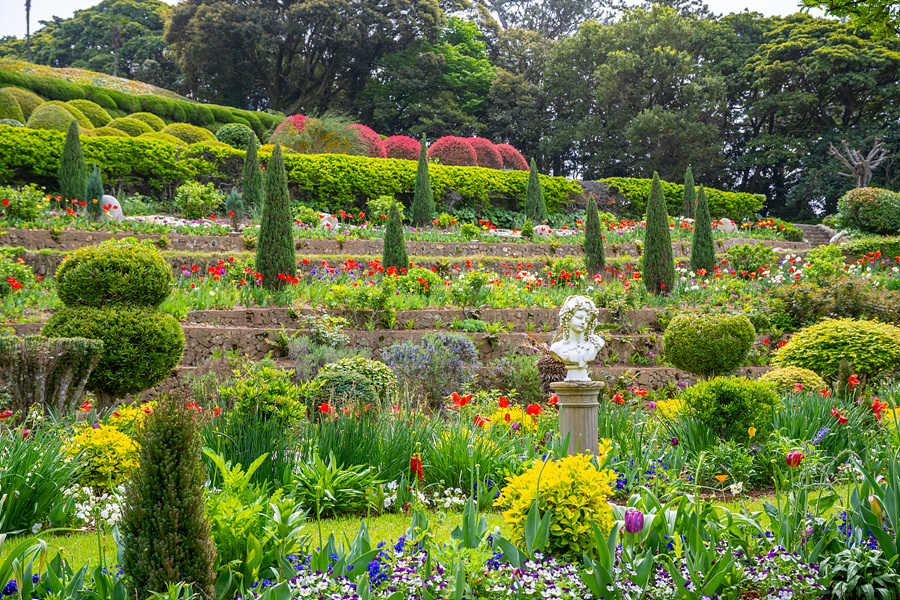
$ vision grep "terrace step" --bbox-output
[794,224,837,248]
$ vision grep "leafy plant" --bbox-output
[663,311,755,377]
[291,451,379,518]
[174,181,224,220]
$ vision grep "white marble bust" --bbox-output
[549,295,605,381]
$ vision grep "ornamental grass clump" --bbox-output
[495,449,617,559]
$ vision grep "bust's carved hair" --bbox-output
[552,295,604,347]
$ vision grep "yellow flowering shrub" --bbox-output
[485,405,535,433]
[495,446,617,558]
[656,397,683,420]
[66,424,139,492]
[108,402,154,435]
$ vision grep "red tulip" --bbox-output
[785,451,804,468]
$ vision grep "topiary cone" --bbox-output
[691,186,715,274]
[255,143,296,290]
[583,195,605,275]
[642,172,675,295]
[58,120,87,203]
[411,134,435,226]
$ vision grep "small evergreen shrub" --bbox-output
[495,143,529,171]
[216,123,256,151]
[121,393,216,598]
[255,143,296,289]
[58,120,87,201]
[691,186,715,274]
[680,376,779,442]
[109,117,153,137]
[411,135,435,226]
[468,137,503,169]
[583,194,605,275]
[383,135,419,160]
[382,200,409,272]
[128,112,166,131]
[0,89,25,123]
[663,311,755,377]
[428,136,477,166]
[161,123,216,144]
[3,87,43,119]
[218,364,302,424]
[174,181,224,220]
[84,161,104,221]
[94,126,129,137]
[482,354,544,406]
[772,318,900,383]
[726,243,776,277]
[308,371,377,415]
[67,100,111,127]
[45,101,93,129]
[317,356,397,404]
[380,333,480,405]
[525,158,547,223]
[138,131,186,145]
[681,166,695,219]
[837,187,900,235]
[759,366,826,393]
[28,103,77,132]
[350,124,386,158]
[642,172,675,294]
[56,238,173,308]
[241,135,263,208]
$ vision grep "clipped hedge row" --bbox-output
[602,177,764,219]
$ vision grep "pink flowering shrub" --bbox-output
[268,114,307,146]
[427,136,477,167]
[384,135,420,161]
[467,138,504,169]
[350,124,386,158]
[495,144,529,171]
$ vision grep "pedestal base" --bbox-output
[551,380,604,456]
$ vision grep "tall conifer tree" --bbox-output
[583,195,605,275]
[642,172,675,294]
[525,159,547,223]
[410,135,434,226]
[241,135,263,209]
[681,166,696,219]
[382,200,408,272]
[255,144,296,289]
[691,185,716,274]
[84,161,104,222]
[58,120,86,202]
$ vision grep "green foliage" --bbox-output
[800,0,900,37]
[603,177,765,219]
[42,306,185,399]
[379,333,480,405]
[218,364,302,424]
[663,311,756,377]
[84,161,104,221]
[681,167,696,219]
[161,122,216,144]
[174,181,224,220]
[758,366,825,393]
[0,89,25,123]
[368,196,404,220]
[67,100,111,127]
[726,243,776,277]
[58,120,86,201]
[773,218,804,242]
[819,547,900,600]
[271,113,365,156]
[837,187,900,235]
[292,452,378,518]
[94,126,129,137]
[128,112,166,131]
[2,87,43,120]
[583,194,605,274]
[121,393,216,597]
[411,135,435,226]
[56,238,173,308]
[772,318,900,383]
[804,244,846,284]
[45,101,93,129]
[307,371,377,415]
[109,116,154,137]
[680,376,779,442]
[0,183,46,221]
[520,218,534,239]
[525,158,547,223]
[30,103,78,133]
[255,143,296,289]
[483,354,545,406]
[216,123,256,151]
[317,356,397,404]
[642,172,675,294]
[382,200,409,272]
[691,186,715,274]
[139,131,186,146]
[241,135,263,209]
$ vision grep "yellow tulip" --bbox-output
[748,427,757,438]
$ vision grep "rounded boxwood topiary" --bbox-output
[138,131,187,146]
[663,312,756,377]
[0,89,25,123]
[772,318,900,384]
[67,100,112,127]
[44,101,93,130]
[3,87,44,120]
[317,356,397,405]
[308,371,377,415]
[837,187,900,236]
[759,366,826,394]
[42,306,185,405]
[109,117,154,137]
[26,103,77,132]
[215,123,256,151]
[56,238,174,308]
[680,376,779,442]
[161,122,216,144]
[94,126,130,137]
[128,112,166,131]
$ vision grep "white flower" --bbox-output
[31,523,42,534]
[729,481,744,495]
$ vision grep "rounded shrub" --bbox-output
[680,376,779,441]
[217,364,302,424]
[467,137,503,169]
[384,135,419,160]
[161,122,216,144]
[3,87,44,119]
[0,119,23,127]
[0,89,25,123]
[108,91,141,114]
[128,112,166,131]
[837,187,900,235]
[138,131,187,146]
[349,124,386,158]
[215,123,256,151]
[26,103,77,132]
[317,356,397,405]
[67,100,112,127]
[495,143,529,170]
[663,312,756,377]
[109,117,154,137]
[56,238,174,308]
[174,181,224,220]
[427,136,477,166]
[772,318,900,383]
[194,105,214,125]
[308,371,377,415]
[42,306,185,399]
[759,366,826,393]
[45,101,93,129]
[85,87,117,111]
[208,105,235,123]
[94,126,130,137]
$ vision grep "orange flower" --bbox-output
[79,399,93,411]
[410,453,423,479]
[548,393,558,405]
[634,388,648,397]
[613,393,625,404]
[714,474,728,482]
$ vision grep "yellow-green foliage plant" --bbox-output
[772,318,900,384]
[3,87,44,120]
[65,422,139,492]
[495,449,617,558]
[663,311,755,377]
[759,366,826,393]
[161,122,216,144]
[94,126,129,137]
[109,116,154,137]
[0,89,25,123]
[67,99,111,127]
[44,100,93,129]
[128,112,165,131]
[139,131,186,146]
[26,103,78,133]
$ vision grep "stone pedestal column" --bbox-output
[551,380,604,456]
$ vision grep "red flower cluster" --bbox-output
[831,407,848,424]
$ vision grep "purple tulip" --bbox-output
[671,437,679,447]
[624,509,644,534]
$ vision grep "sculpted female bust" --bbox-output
[549,295,605,381]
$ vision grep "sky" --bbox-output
[0,0,825,39]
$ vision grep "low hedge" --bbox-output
[602,177,765,220]
[842,236,900,261]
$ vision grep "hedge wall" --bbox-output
[602,177,765,219]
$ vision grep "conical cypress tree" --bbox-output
[525,158,547,223]
[58,120,86,202]
[255,144,296,290]
[410,135,434,226]
[382,200,408,272]
[84,161,104,222]
[583,195,605,275]
[121,393,216,598]
[642,172,675,295]
[681,166,696,219]
[691,185,715,275]
[241,135,263,209]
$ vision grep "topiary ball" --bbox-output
[215,123,257,151]
[161,123,216,144]
[467,137,503,169]
[680,376,779,442]
[349,124,386,158]
[109,117,154,137]
[663,312,755,377]
[837,187,900,236]
[56,238,174,308]
[128,112,166,131]
[0,89,25,123]
[308,371,377,416]
[759,366,826,393]
[3,87,44,120]
[26,103,77,133]
[383,135,419,161]
[427,136,477,166]
[67,100,112,127]
[772,318,900,384]
[495,144,529,170]
[42,306,185,401]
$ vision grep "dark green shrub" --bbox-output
[58,120,87,201]
[128,112,165,131]
[642,172,675,294]
[838,187,900,235]
[109,117,153,137]
[681,166,695,219]
[42,307,185,403]
[583,194,605,275]
[382,200,408,272]
[161,123,215,144]
[84,161,104,222]
[410,135,435,226]
[726,243,776,277]
[195,105,214,125]
[3,87,44,119]
[27,103,77,133]
[525,157,547,223]
[242,135,263,208]
[691,186,715,274]
[772,318,900,384]
[681,376,779,442]
[663,311,755,377]
[215,123,256,151]
[0,89,25,123]
[67,100,111,127]
[121,393,216,598]
[308,371,377,415]
[56,238,174,308]
[482,354,544,406]
[84,87,117,111]
[138,95,172,119]
[209,105,235,123]
[759,366,825,393]
[255,143,296,289]
[106,90,140,113]
[179,101,199,124]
